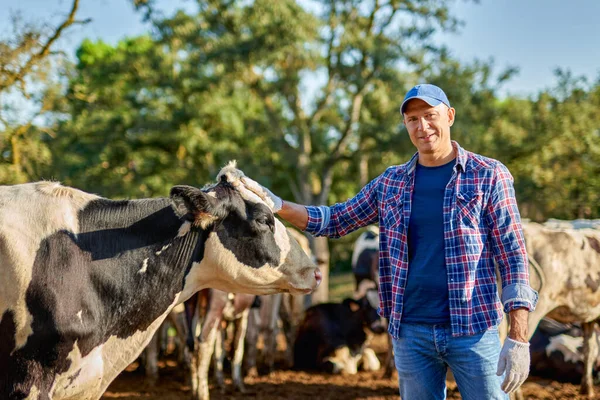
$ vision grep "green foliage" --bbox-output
[489,72,600,220]
[0,1,85,184]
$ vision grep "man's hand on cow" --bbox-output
[496,337,530,394]
[240,176,283,213]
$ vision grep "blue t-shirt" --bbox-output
[401,159,455,324]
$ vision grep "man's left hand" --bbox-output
[496,337,530,393]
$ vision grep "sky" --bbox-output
[1,0,599,98]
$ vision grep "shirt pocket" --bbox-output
[456,190,484,229]
[382,193,404,228]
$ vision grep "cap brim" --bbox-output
[400,96,443,114]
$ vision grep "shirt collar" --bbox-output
[397,140,468,176]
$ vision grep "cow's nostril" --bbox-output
[314,268,322,285]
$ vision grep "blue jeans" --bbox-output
[392,323,508,400]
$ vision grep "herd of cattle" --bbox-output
[139,228,388,400]
[138,217,600,400]
[1,165,600,399]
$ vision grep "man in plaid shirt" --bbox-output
[240,84,538,399]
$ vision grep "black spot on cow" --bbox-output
[588,236,600,254]
[216,196,280,269]
[0,310,21,396]
[585,274,600,292]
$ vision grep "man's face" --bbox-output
[403,99,455,157]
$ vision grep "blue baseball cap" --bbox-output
[400,84,451,114]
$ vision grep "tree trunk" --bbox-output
[359,152,369,187]
[308,235,330,305]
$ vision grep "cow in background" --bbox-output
[244,228,312,376]
[0,163,321,400]
[352,226,380,289]
[185,289,256,400]
[350,226,397,378]
[293,280,385,374]
[530,317,600,384]
[504,222,600,398]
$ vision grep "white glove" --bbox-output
[240,176,283,213]
[496,337,530,394]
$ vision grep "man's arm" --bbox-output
[508,308,528,342]
[241,173,382,238]
[277,200,309,231]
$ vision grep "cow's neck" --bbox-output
[72,197,205,350]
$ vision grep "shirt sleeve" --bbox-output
[484,162,538,313]
[304,173,382,239]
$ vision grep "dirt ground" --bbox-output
[101,334,597,400]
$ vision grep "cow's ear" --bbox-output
[170,185,219,228]
[342,298,361,312]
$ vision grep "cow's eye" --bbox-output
[255,215,275,233]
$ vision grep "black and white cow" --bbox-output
[351,227,379,289]
[0,164,321,400]
[293,281,385,374]
[350,227,398,378]
[530,318,600,384]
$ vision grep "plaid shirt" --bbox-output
[304,141,538,338]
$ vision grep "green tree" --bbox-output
[496,71,600,220]
[49,30,265,198]
[0,0,87,183]
[52,0,479,301]
[176,0,472,302]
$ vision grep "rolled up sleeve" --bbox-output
[501,283,539,313]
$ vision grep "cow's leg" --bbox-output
[280,293,303,369]
[168,308,190,365]
[383,331,395,378]
[185,295,201,399]
[361,348,381,371]
[580,321,597,397]
[144,331,160,386]
[213,326,226,392]
[195,319,219,400]
[190,342,200,399]
[262,294,282,374]
[232,309,250,393]
[323,346,357,374]
[244,307,261,378]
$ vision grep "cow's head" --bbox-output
[171,164,321,297]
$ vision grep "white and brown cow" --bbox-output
[184,289,255,400]
[511,222,600,397]
[0,165,321,399]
